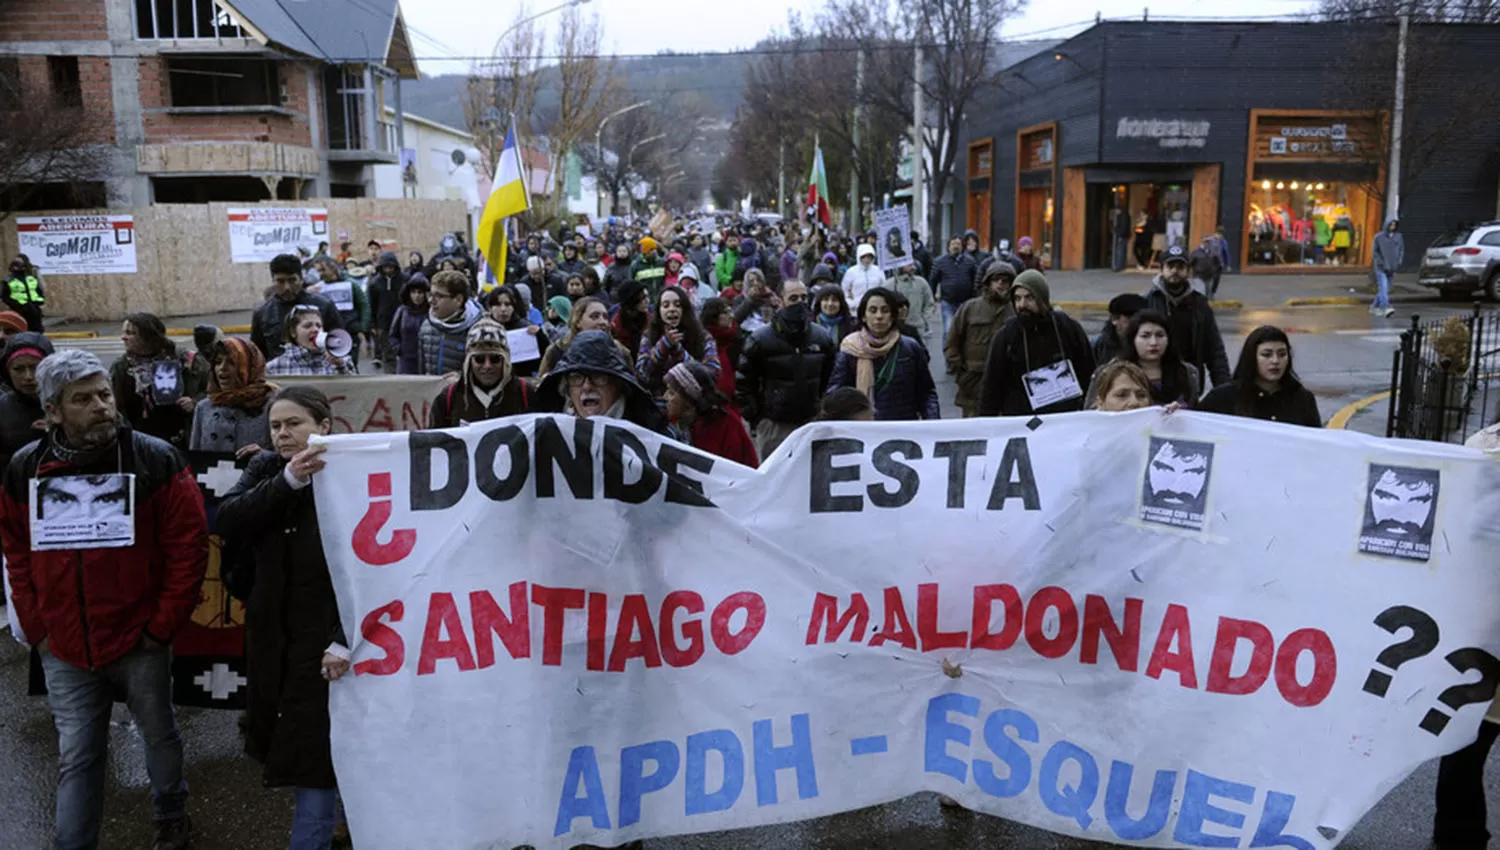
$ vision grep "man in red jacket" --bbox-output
[0,348,207,850]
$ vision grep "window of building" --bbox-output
[136,0,246,40]
[47,57,82,107]
[1246,179,1374,267]
[0,58,21,111]
[168,57,279,108]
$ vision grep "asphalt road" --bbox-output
[3,299,1492,849]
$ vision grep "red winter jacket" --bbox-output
[688,410,760,468]
[1,428,208,669]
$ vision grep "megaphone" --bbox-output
[316,329,354,358]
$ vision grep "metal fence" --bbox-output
[1386,305,1500,443]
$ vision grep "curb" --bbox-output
[1326,390,1390,430]
[165,325,252,337]
[1055,300,1244,311]
[47,330,99,340]
[1285,296,1368,307]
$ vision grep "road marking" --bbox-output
[1327,391,1391,430]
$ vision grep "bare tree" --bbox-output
[579,96,704,215]
[464,5,546,182]
[0,74,112,220]
[536,6,616,217]
[1320,0,1500,22]
[820,0,1024,239]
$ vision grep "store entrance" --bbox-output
[1017,186,1053,267]
[1084,180,1192,270]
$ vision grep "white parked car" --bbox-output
[1418,222,1500,301]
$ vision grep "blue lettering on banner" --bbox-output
[921,692,1318,848]
[554,714,821,838]
[685,730,744,815]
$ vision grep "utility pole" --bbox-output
[911,43,925,242]
[1386,10,1409,223]
[850,49,865,233]
[778,136,786,220]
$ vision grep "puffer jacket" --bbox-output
[930,252,977,305]
[827,336,940,421]
[418,299,482,375]
[945,294,1014,414]
[737,318,836,424]
[215,451,343,789]
[0,428,208,669]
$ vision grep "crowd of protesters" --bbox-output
[0,210,1478,850]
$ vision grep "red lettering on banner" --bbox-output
[329,394,354,433]
[418,592,478,675]
[362,398,396,432]
[1206,617,1274,695]
[1274,628,1337,707]
[970,584,1023,650]
[352,472,417,566]
[471,583,530,667]
[402,402,427,430]
[587,592,608,671]
[532,584,585,667]
[917,583,968,651]
[806,592,870,644]
[1024,586,1079,659]
[660,591,706,667]
[1146,604,1198,688]
[353,600,404,676]
[1080,595,1142,671]
[608,594,664,671]
[710,592,766,654]
[869,586,917,650]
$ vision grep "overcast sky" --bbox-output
[402,0,1319,75]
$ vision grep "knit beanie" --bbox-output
[463,317,511,389]
[0,311,27,334]
[639,236,659,254]
[548,295,572,323]
[1011,269,1052,313]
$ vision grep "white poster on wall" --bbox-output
[16,215,137,275]
[227,207,329,264]
[874,206,912,271]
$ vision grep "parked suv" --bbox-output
[1419,222,1500,301]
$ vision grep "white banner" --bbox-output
[227,207,328,264]
[277,375,452,433]
[314,411,1500,850]
[17,215,137,274]
[875,206,913,272]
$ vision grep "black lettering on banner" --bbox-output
[810,438,864,513]
[657,442,716,507]
[475,425,529,502]
[535,417,594,499]
[933,439,987,509]
[869,440,922,508]
[603,425,662,504]
[409,431,468,511]
[987,437,1041,511]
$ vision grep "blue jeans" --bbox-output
[1374,269,1393,309]
[941,300,960,341]
[41,642,188,850]
[290,787,341,850]
[1112,236,1129,272]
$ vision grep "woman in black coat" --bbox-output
[1198,325,1322,427]
[215,385,347,848]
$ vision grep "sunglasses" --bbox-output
[471,354,506,366]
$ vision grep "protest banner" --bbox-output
[17,215,137,275]
[278,374,452,433]
[314,411,1500,850]
[172,452,251,709]
[649,208,675,241]
[227,207,329,263]
[874,206,913,272]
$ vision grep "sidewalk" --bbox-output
[1038,269,1433,311]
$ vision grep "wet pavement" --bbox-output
[5,292,1496,848]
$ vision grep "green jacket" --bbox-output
[714,248,739,289]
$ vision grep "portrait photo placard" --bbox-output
[1358,463,1439,562]
[29,474,136,551]
[1140,436,1214,531]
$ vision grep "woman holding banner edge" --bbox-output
[215,385,349,849]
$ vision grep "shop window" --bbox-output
[167,57,279,108]
[48,57,82,108]
[1113,183,1191,270]
[1246,180,1373,267]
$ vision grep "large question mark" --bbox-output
[1419,648,1500,735]
[1362,605,1441,698]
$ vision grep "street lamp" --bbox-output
[597,100,652,218]
[489,0,591,62]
